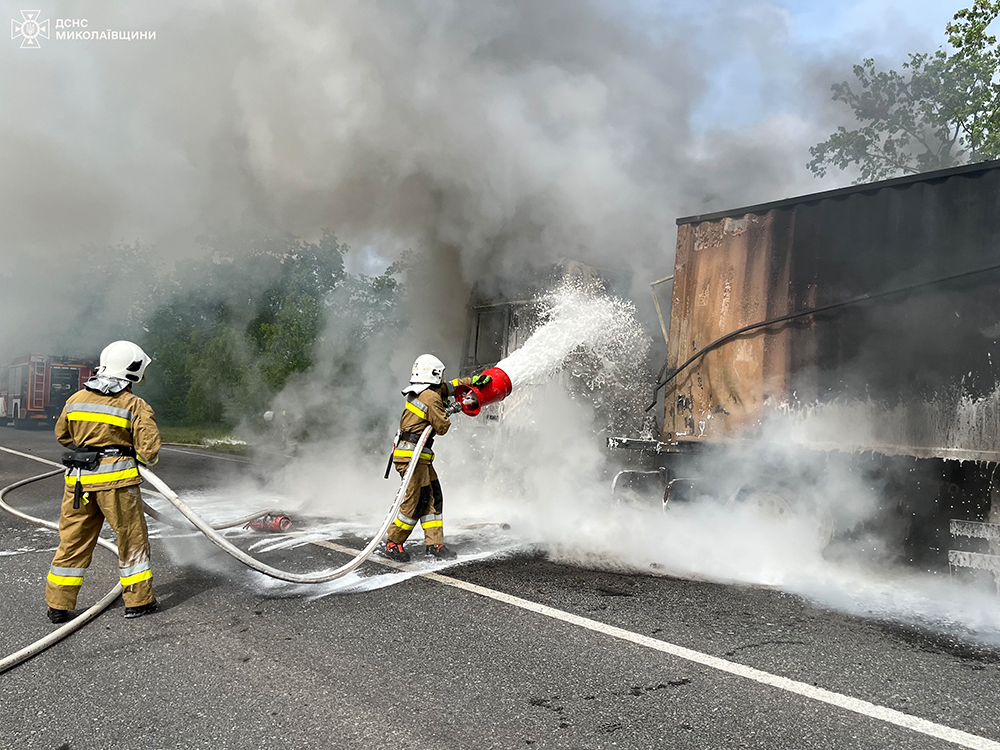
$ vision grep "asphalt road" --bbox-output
[2,425,1000,750]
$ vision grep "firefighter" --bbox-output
[46,340,161,623]
[384,354,490,562]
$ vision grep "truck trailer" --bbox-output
[614,159,1000,570]
[1,355,96,428]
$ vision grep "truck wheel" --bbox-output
[662,477,700,508]
[726,486,793,517]
[726,485,835,549]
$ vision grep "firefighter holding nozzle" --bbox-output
[383,354,491,562]
[46,341,161,623]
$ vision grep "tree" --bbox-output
[139,231,407,429]
[139,231,348,425]
[809,1,1000,183]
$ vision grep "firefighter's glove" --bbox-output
[471,374,492,388]
[444,399,463,415]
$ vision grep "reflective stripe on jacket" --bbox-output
[396,394,436,462]
[63,457,140,487]
[392,445,435,462]
[64,402,135,429]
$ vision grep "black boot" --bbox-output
[47,607,75,624]
[383,541,411,562]
[124,599,158,619]
[425,544,457,560]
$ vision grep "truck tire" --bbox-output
[725,486,793,517]
[726,485,835,549]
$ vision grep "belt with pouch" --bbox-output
[62,445,137,508]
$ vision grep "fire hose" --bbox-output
[0,466,122,674]
[0,425,432,671]
[135,425,433,583]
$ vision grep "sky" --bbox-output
[680,0,960,131]
[779,0,955,49]
[331,0,965,277]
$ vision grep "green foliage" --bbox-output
[255,292,323,390]
[139,231,405,428]
[809,1,1000,182]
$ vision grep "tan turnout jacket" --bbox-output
[55,387,161,491]
[393,377,474,466]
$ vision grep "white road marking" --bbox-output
[0,442,252,469]
[0,445,62,469]
[160,445,254,464]
[314,540,1000,750]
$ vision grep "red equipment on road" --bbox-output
[244,514,293,533]
[453,366,513,416]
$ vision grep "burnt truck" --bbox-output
[612,159,1000,571]
[0,355,96,428]
[459,161,1000,570]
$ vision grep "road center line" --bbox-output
[0,445,63,469]
[160,445,254,464]
[0,443,252,468]
[314,540,1000,750]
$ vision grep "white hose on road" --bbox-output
[136,425,431,583]
[0,427,430,670]
[0,466,123,674]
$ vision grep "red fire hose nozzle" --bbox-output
[453,367,513,417]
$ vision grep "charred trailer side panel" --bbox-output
[667,161,1000,459]
[658,161,1000,569]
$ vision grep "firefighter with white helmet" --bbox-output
[384,354,490,561]
[45,340,162,623]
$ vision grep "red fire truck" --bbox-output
[0,355,96,428]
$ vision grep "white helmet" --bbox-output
[410,354,445,385]
[98,340,151,383]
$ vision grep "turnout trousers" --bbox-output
[45,484,154,610]
[387,461,444,546]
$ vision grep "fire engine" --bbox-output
[0,355,96,428]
